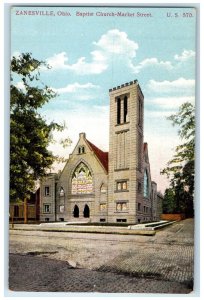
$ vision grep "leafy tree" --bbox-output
[10,53,65,204]
[161,102,195,217]
[162,188,176,213]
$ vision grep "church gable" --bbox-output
[70,132,108,174]
[57,133,108,199]
[71,132,90,156]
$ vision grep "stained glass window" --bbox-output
[144,170,149,197]
[71,162,93,194]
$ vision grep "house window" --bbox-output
[116,202,128,211]
[43,204,51,213]
[44,186,50,196]
[78,146,85,154]
[144,170,149,198]
[137,203,141,211]
[100,218,106,222]
[59,205,64,213]
[116,219,127,223]
[116,181,128,191]
[100,203,107,211]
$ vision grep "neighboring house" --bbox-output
[9,188,40,221]
[40,80,162,224]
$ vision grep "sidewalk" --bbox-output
[9,219,195,293]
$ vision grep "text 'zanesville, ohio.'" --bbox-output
[15,10,153,18]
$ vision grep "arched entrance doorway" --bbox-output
[73,205,79,218]
[83,204,90,218]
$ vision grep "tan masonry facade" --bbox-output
[40,80,162,224]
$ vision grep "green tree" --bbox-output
[10,53,65,205]
[161,102,195,217]
[162,188,176,213]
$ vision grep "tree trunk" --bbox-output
[24,198,28,224]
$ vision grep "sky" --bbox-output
[11,6,196,193]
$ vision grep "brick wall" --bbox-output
[161,213,185,221]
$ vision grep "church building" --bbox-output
[40,80,160,224]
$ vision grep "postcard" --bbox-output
[9,5,196,295]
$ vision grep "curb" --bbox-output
[9,226,156,236]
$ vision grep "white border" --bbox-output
[1,1,203,300]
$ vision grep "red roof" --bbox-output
[143,142,147,151]
[87,140,109,173]
[86,141,147,172]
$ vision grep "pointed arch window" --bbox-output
[117,98,121,124]
[124,96,128,123]
[100,184,107,193]
[144,169,149,198]
[71,162,93,194]
[59,187,65,197]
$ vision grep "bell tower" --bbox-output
[107,80,144,224]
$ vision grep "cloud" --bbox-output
[131,49,195,74]
[45,31,195,76]
[15,81,26,92]
[174,49,195,62]
[146,96,195,110]
[45,50,108,75]
[53,82,100,94]
[147,77,195,95]
[46,52,68,70]
[145,110,175,119]
[46,29,139,75]
[130,57,173,74]
[94,29,138,57]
